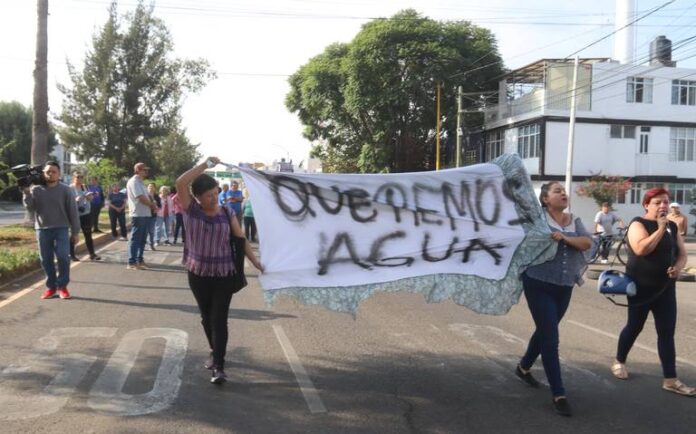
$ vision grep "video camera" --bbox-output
[7,164,46,188]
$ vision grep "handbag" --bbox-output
[222,207,247,293]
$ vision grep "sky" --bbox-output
[1,0,696,168]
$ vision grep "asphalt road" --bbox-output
[1,241,696,433]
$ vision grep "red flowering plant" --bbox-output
[575,175,632,207]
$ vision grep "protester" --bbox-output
[594,202,625,264]
[176,156,263,385]
[228,181,244,226]
[107,183,127,240]
[667,202,688,237]
[515,182,591,417]
[69,172,101,261]
[218,183,230,208]
[242,196,257,242]
[22,161,81,299]
[126,163,157,270]
[156,185,173,245]
[611,188,694,396]
[87,176,105,233]
[171,188,185,245]
[147,183,160,250]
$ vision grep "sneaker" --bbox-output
[164,240,172,245]
[552,397,572,417]
[58,287,71,299]
[41,288,57,299]
[515,365,540,388]
[210,368,227,384]
[127,263,139,270]
[150,244,156,251]
[136,262,149,270]
[600,259,608,264]
[70,255,80,262]
[90,255,102,261]
[119,237,128,241]
[94,229,104,233]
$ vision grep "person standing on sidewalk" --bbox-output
[242,196,257,242]
[126,163,157,270]
[176,156,263,385]
[22,161,81,300]
[228,181,244,227]
[107,183,127,240]
[146,183,160,249]
[667,202,688,237]
[155,185,173,245]
[87,176,105,233]
[515,182,592,417]
[69,172,101,262]
[171,188,185,245]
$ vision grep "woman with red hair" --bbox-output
[611,188,694,396]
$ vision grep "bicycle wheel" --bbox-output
[616,239,630,265]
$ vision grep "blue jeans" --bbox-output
[128,217,149,264]
[155,215,171,243]
[520,273,573,397]
[36,227,71,289]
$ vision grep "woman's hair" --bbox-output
[642,187,670,206]
[538,182,561,208]
[159,185,170,195]
[191,174,218,197]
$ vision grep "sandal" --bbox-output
[663,380,696,397]
[611,361,628,380]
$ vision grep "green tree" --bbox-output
[82,158,122,188]
[286,9,505,173]
[58,0,215,177]
[151,130,201,179]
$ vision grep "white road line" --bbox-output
[0,240,119,310]
[272,325,327,414]
[567,320,696,368]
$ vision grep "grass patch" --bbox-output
[0,224,40,282]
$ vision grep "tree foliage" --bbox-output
[286,9,505,173]
[576,175,632,207]
[82,158,122,188]
[58,0,214,178]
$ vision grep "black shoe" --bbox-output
[70,256,80,262]
[552,397,572,417]
[210,368,227,384]
[90,255,102,261]
[515,365,540,388]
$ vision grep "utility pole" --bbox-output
[32,0,49,165]
[456,86,463,167]
[564,55,580,211]
[435,81,441,171]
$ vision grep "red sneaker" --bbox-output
[58,287,71,299]
[41,288,57,299]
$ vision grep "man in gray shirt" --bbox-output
[594,202,625,263]
[126,162,157,269]
[22,161,81,299]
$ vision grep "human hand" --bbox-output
[657,212,669,231]
[71,234,80,244]
[551,232,565,242]
[667,266,682,279]
[206,156,221,166]
[22,187,31,195]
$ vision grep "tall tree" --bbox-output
[32,0,49,165]
[58,0,215,176]
[286,9,505,173]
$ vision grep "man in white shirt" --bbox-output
[126,162,157,269]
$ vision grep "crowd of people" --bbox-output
[20,159,694,409]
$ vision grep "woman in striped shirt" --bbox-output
[176,156,263,385]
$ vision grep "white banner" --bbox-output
[238,154,555,315]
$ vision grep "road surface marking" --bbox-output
[567,320,696,368]
[0,240,118,310]
[272,325,327,414]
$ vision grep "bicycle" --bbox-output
[587,227,629,265]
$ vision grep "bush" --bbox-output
[0,249,39,281]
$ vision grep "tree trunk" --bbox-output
[32,0,49,165]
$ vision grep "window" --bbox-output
[517,124,540,159]
[485,130,504,160]
[668,183,695,205]
[672,80,696,106]
[610,125,636,139]
[670,127,696,161]
[639,126,650,154]
[626,77,653,103]
[629,183,642,204]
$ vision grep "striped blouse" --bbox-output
[182,201,235,276]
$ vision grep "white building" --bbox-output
[478,39,696,232]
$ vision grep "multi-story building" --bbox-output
[478,37,696,231]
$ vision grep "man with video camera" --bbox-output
[22,161,81,299]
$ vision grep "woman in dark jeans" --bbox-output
[515,182,591,417]
[611,188,694,396]
[69,172,101,261]
[176,156,263,384]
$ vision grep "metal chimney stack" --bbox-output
[649,35,676,67]
[613,0,635,64]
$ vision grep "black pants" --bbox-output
[188,272,235,369]
[244,216,257,242]
[91,204,103,232]
[109,208,127,238]
[616,283,677,378]
[174,213,185,243]
[70,214,96,257]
